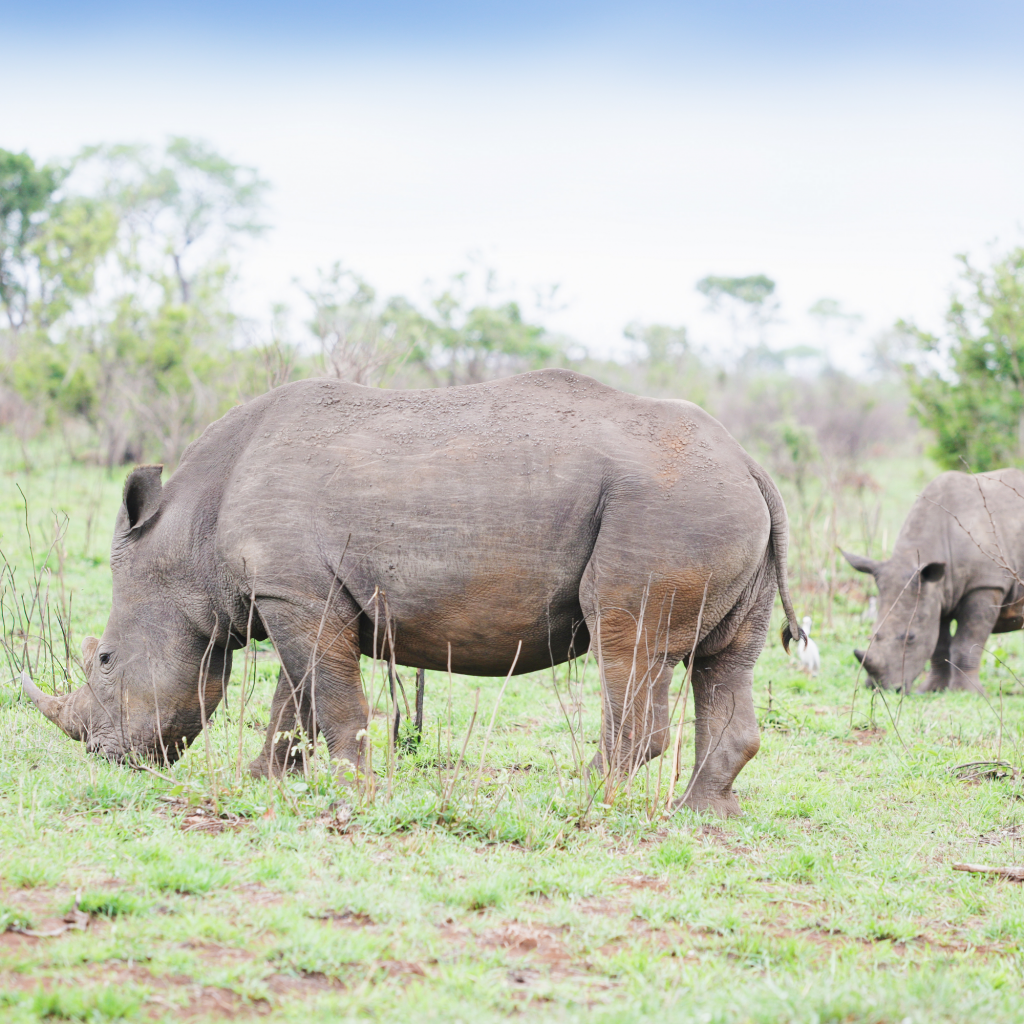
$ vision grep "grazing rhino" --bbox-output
[844,469,1024,693]
[23,369,801,817]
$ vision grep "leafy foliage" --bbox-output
[0,139,268,466]
[696,273,776,307]
[300,263,565,388]
[903,248,1024,472]
[697,273,779,349]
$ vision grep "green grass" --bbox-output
[2,440,1024,1021]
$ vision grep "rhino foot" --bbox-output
[674,788,744,819]
[248,755,307,779]
[948,671,985,694]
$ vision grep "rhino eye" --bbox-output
[99,652,111,665]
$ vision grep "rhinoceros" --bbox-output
[843,468,1024,693]
[23,369,801,817]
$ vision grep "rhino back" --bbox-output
[895,468,1024,606]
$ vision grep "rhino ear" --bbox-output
[81,635,99,663]
[122,465,163,533]
[921,562,946,583]
[841,549,881,575]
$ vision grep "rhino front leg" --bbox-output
[919,616,953,692]
[944,589,1002,694]
[250,597,369,780]
[250,665,317,777]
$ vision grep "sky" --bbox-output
[5,1,1024,369]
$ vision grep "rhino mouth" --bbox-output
[853,648,878,682]
[88,740,186,768]
[22,672,190,768]
[88,745,130,765]
[854,648,904,691]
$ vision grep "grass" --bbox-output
[2,440,1024,1021]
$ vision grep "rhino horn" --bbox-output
[21,672,84,741]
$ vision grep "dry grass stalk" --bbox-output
[470,640,523,809]
[235,576,259,785]
[439,687,479,816]
[666,575,711,811]
[953,862,1024,881]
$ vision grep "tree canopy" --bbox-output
[902,248,1024,472]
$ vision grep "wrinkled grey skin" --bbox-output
[844,469,1024,693]
[24,369,801,817]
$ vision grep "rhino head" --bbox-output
[23,465,232,764]
[842,549,946,690]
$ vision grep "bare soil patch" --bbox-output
[610,874,668,893]
[480,922,571,963]
[844,727,887,747]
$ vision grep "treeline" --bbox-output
[0,140,584,468]
[2,137,1021,490]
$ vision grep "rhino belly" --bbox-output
[351,530,595,675]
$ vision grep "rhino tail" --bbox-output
[747,460,804,653]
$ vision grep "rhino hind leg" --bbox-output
[579,564,771,818]
[676,594,771,818]
[585,648,674,782]
[249,596,369,780]
[942,589,1002,694]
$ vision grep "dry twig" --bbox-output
[952,862,1024,881]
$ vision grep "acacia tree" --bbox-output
[85,137,268,306]
[696,273,778,351]
[902,248,1024,472]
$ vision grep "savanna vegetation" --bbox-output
[4,139,1024,1022]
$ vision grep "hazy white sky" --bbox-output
[6,3,1024,368]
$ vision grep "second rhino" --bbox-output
[844,469,1024,693]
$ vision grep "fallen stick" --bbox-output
[952,862,1024,881]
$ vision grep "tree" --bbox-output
[0,149,116,336]
[696,274,778,351]
[83,138,268,306]
[902,248,1024,472]
[18,137,272,468]
[0,150,63,332]
[622,321,700,397]
[0,148,118,462]
[303,263,411,386]
[808,297,863,366]
[416,270,562,386]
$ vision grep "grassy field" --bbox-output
[2,443,1024,1022]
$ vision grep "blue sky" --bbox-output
[10,1,1024,55]
[6,2,1024,365]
